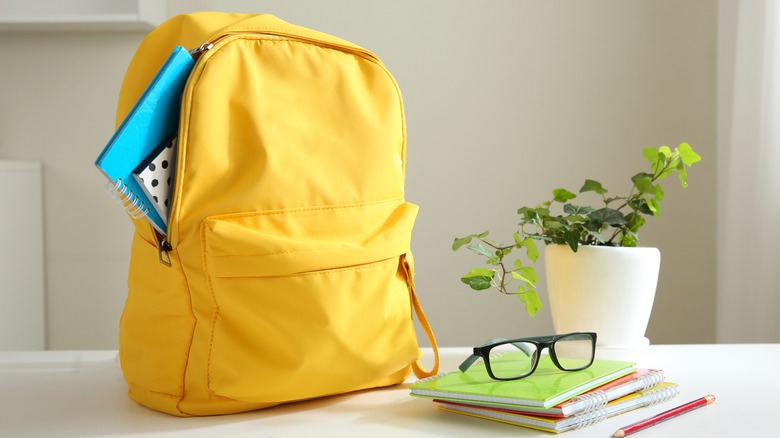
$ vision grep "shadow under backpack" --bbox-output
[114,12,439,416]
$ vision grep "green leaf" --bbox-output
[563,204,595,215]
[632,173,656,195]
[624,212,647,233]
[518,288,542,317]
[654,156,676,180]
[642,147,659,163]
[586,229,606,243]
[678,142,701,167]
[460,268,495,290]
[511,270,534,286]
[621,231,638,247]
[466,243,493,259]
[517,206,535,217]
[564,229,580,252]
[654,183,665,201]
[648,198,661,215]
[518,206,550,225]
[629,198,654,215]
[588,208,627,225]
[552,188,577,203]
[523,237,539,262]
[452,232,489,251]
[631,172,654,181]
[677,159,689,187]
[545,220,564,229]
[659,145,672,158]
[518,266,540,283]
[579,179,608,195]
[464,267,495,276]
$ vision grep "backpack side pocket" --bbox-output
[120,232,195,416]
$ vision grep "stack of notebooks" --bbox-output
[409,356,679,433]
[95,46,195,236]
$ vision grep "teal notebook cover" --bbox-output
[95,45,194,235]
[410,355,634,409]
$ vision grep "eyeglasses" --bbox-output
[458,332,597,381]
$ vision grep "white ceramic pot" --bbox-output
[544,244,660,362]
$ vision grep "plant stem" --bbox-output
[478,238,517,295]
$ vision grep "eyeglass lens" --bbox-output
[487,333,593,379]
[551,333,594,370]
[487,341,538,379]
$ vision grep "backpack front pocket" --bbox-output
[200,201,420,403]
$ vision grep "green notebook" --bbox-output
[410,355,634,409]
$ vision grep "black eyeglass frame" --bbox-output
[458,332,597,381]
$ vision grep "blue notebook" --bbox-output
[95,46,194,235]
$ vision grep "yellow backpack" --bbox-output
[115,12,439,416]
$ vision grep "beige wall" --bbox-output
[0,0,717,349]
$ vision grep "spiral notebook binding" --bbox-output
[642,383,680,407]
[413,372,448,385]
[572,407,609,430]
[126,197,148,219]
[106,178,150,219]
[637,370,665,391]
[568,390,610,414]
[567,384,679,432]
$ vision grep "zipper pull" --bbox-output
[188,42,213,59]
[157,238,172,267]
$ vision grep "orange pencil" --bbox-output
[611,394,716,437]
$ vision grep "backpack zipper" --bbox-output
[189,30,379,63]
[157,236,172,267]
[188,42,213,59]
[152,42,212,267]
[157,35,380,266]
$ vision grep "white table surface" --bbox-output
[0,344,770,437]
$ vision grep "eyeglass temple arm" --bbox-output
[458,338,505,372]
[457,338,535,373]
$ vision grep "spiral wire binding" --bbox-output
[637,370,665,391]
[567,369,666,415]
[641,383,680,407]
[413,372,447,385]
[106,178,149,219]
[568,390,610,414]
[570,383,680,431]
[571,407,610,430]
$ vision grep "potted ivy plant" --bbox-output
[453,143,701,360]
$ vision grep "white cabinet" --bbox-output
[0,161,45,349]
[0,0,166,32]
